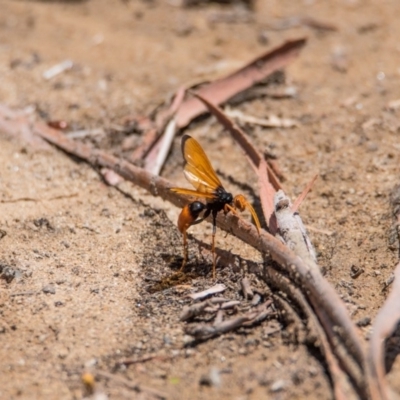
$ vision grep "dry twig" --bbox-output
[187,284,226,300]
[144,118,176,175]
[240,277,254,300]
[180,297,228,321]
[185,304,273,340]
[367,186,400,399]
[368,262,400,400]
[266,266,352,399]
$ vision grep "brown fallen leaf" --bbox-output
[174,38,307,129]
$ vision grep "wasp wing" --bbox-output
[170,187,216,199]
[181,135,223,195]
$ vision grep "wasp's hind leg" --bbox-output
[177,201,206,273]
[180,229,188,272]
[210,209,218,279]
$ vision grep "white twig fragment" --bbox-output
[43,60,74,80]
[66,128,104,139]
[274,190,317,264]
[225,107,298,128]
[188,284,226,301]
[146,118,176,176]
[368,262,400,400]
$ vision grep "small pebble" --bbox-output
[199,367,221,387]
[356,317,371,327]
[251,293,262,306]
[270,379,286,392]
[58,347,69,359]
[42,284,56,294]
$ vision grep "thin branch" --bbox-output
[240,277,254,300]
[187,284,226,300]
[144,118,176,175]
[185,314,255,340]
[366,184,400,400]
[185,304,273,340]
[266,266,352,400]
[368,262,400,400]
[292,173,319,213]
[180,298,228,321]
[258,158,277,231]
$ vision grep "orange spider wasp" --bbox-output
[171,135,261,278]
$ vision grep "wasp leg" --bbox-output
[177,202,206,273]
[180,228,188,272]
[211,209,218,279]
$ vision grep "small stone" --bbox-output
[84,358,98,368]
[42,284,56,294]
[356,317,371,327]
[58,347,69,359]
[270,379,286,392]
[199,367,221,387]
[0,265,20,283]
[24,270,33,278]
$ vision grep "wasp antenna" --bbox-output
[233,194,261,234]
[247,202,261,234]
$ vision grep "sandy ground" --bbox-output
[1,0,400,399]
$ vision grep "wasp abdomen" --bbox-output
[177,201,206,233]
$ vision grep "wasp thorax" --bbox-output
[219,191,233,204]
